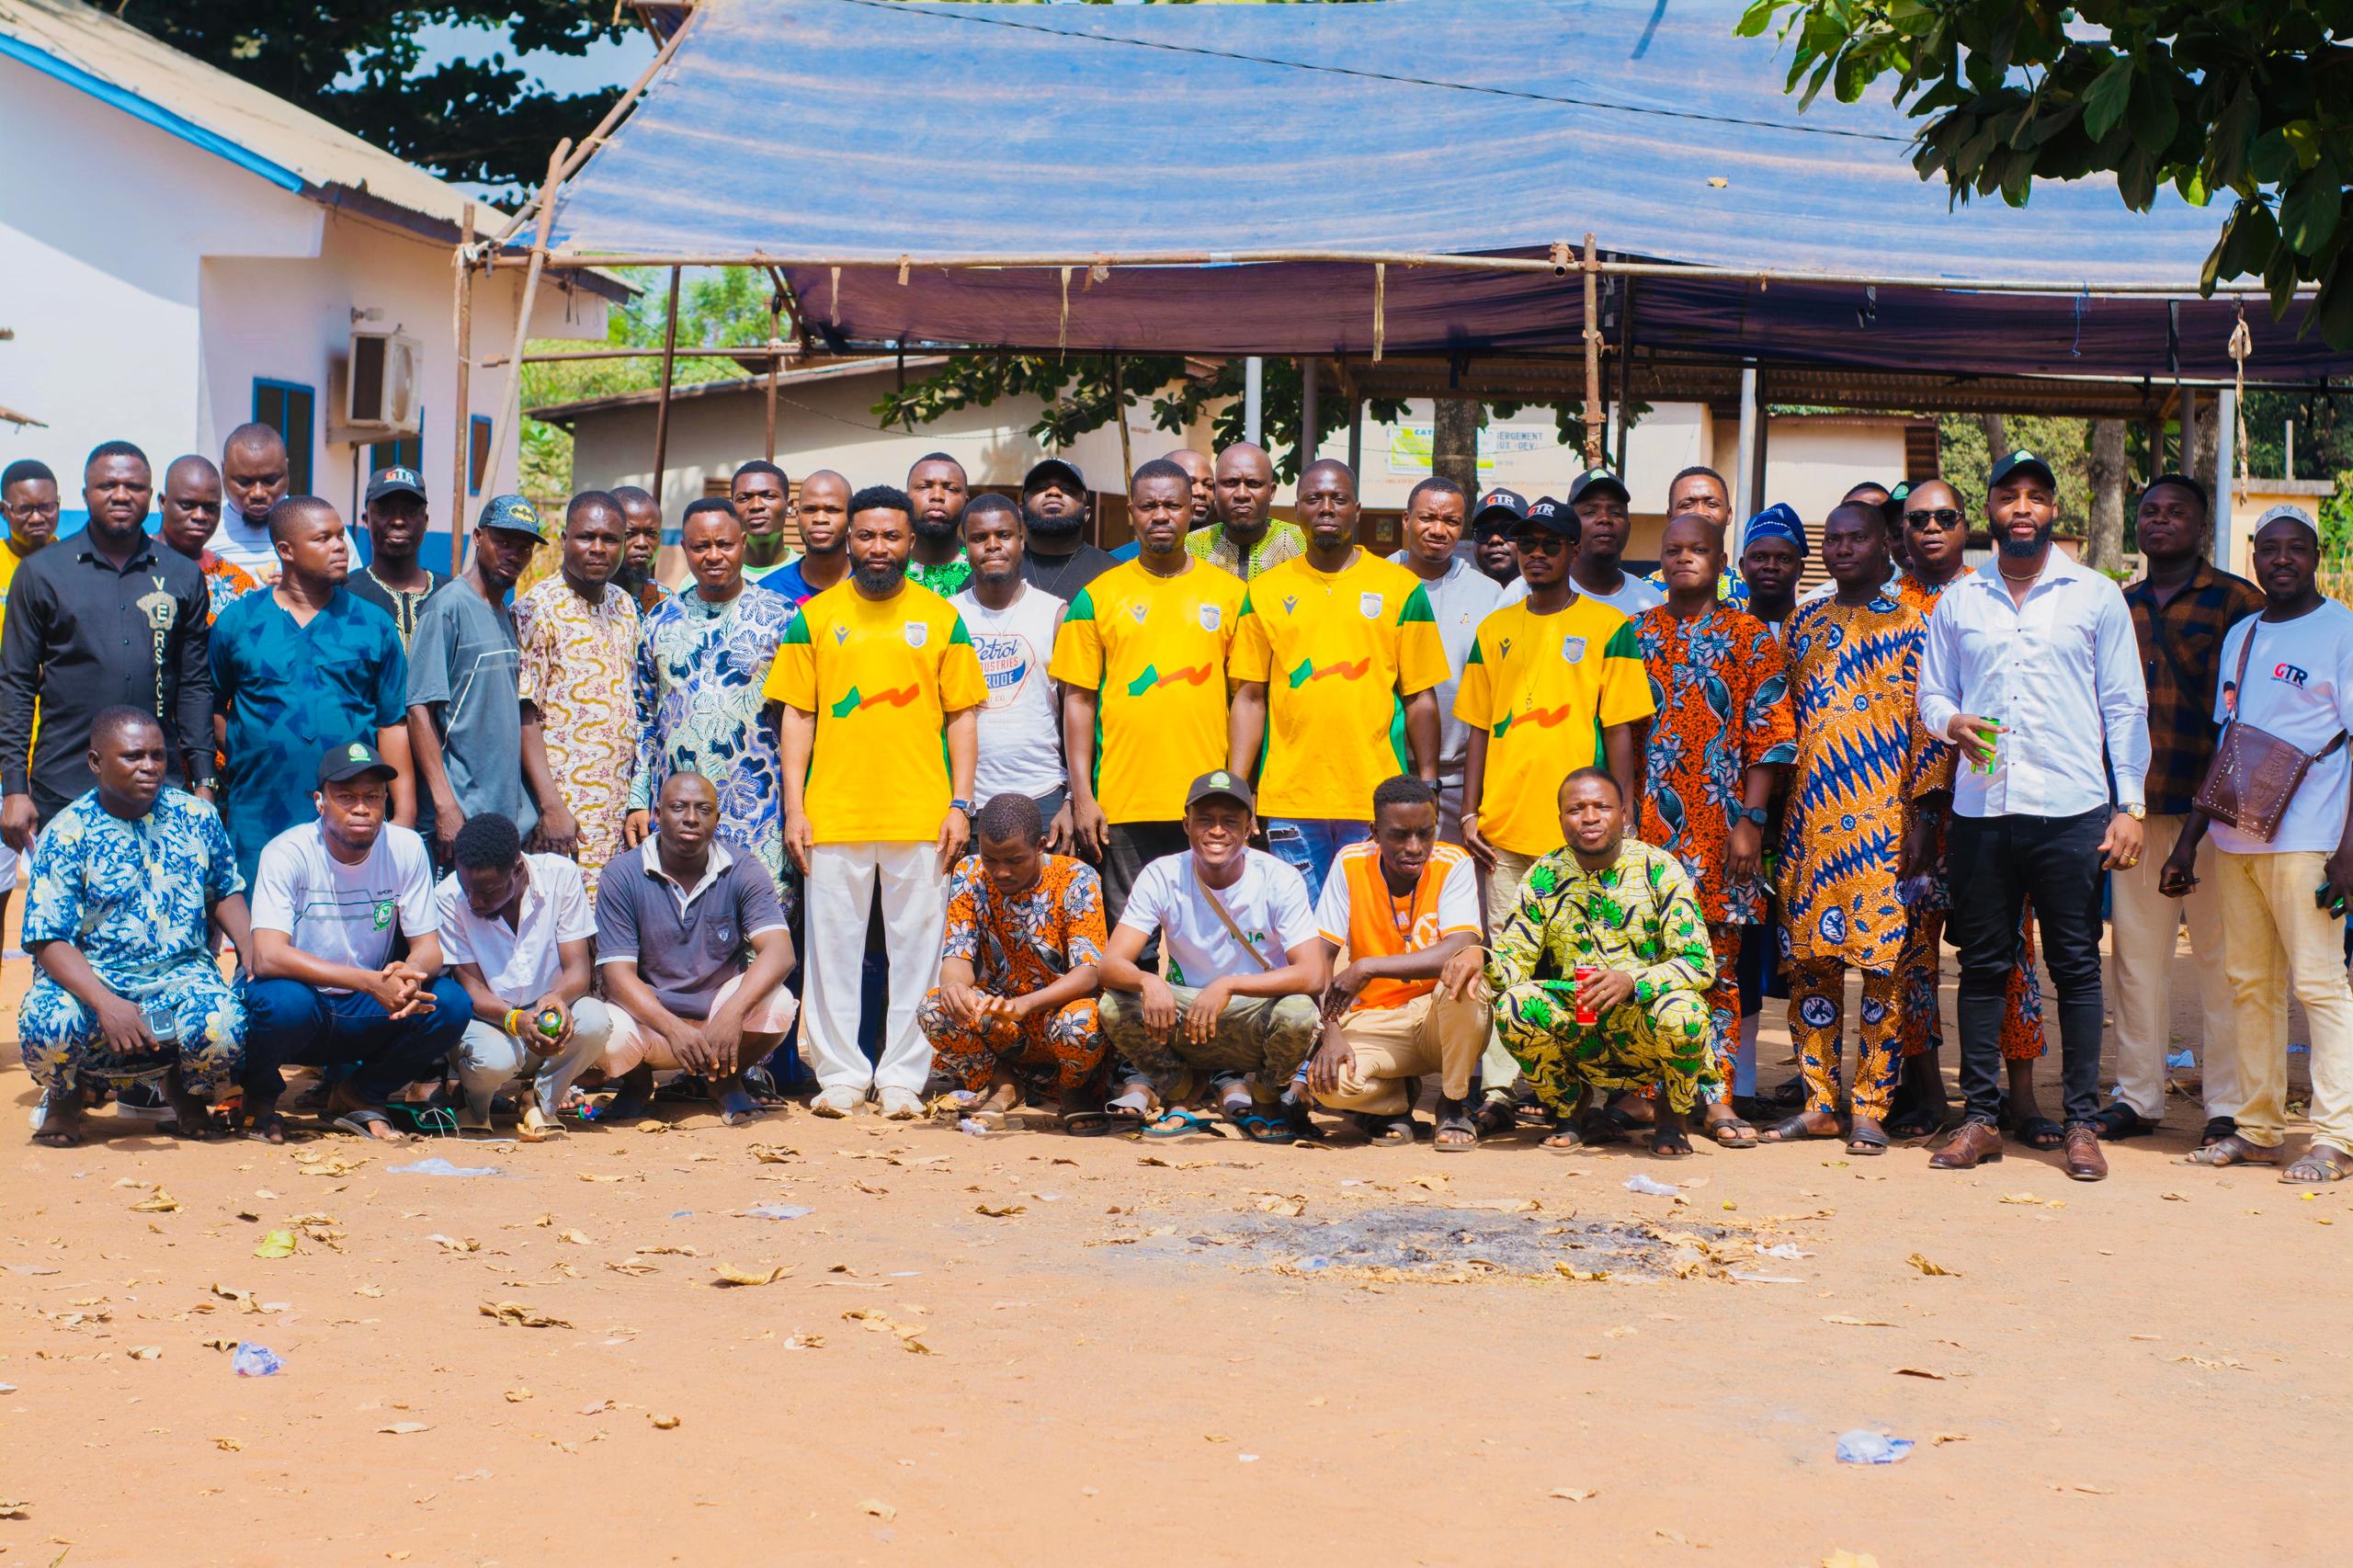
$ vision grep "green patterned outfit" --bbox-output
[1487,839,1716,1115]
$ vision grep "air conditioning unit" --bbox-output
[345,329,421,434]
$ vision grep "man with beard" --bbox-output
[1917,450,2148,1180]
[1470,488,1526,591]
[211,497,412,884]
[905,452,973,597]
[216,423,290,584]
[611,486,670,612]
[1388,476,1499,843]
[1018,456,1115,600]
[730,460,797,587]
[1188,442,1303,581]
[764,470,852,608]
[0,442,212,840]
[772,483,984,1118]
[347,467,447,647]
[156,457,258,621]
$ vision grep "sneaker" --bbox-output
[810,1087,861,1119]
[112,1081,171,1121]
[877,1087,924,1121]
[28,1089,48,1133]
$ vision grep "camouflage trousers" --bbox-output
[1099,986,1320,1106]
[1492,979,1711,1116]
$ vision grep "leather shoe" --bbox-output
[1927,1119,2003,1169]
[2063,1124,2109,1182]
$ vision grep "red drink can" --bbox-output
[1572,966,1600,1025]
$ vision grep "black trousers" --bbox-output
[1946,807,2109,1127]
[1102,820,1189,926]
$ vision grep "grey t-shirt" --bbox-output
[1388,551,1502,776]
[595,838,790,1018]
[405,579,534,840]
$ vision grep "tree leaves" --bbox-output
[2080,57,2136,143]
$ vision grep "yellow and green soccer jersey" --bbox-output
[764,579,987,845]
[1229,551,1451,821]
[1047,559,1245,824]
[1453,595,1654,855]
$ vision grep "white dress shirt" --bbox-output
[1917,551,2149,819]
[1388,551,1502,775]
[434,853,596,1005]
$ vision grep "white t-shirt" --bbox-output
[249,821,439,987]
[2211,600,2353,856]
[1117,846,1317,989]
[208,513,282,584]
[953,583,1067,801]
[434,852,595,1005]
[1568,570,1664,618]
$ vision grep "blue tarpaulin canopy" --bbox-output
[537,0,2351,380]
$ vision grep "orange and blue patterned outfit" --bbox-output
[917,852,1108,1097]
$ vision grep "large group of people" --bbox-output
[4,426,2348,1186]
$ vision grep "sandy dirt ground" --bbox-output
[1,924,2346,1568]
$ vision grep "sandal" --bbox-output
[1230,1109,1298,1144]
[1767,1076,1806,1108]
[1472,1096,1518,1138]
[1758,1113,1838,1143]
[1540,1114,1583,1152]
[1846,1118,1890,1156]
[2008,1115,2065,1152]
[2181,1134,2283,1168]
[1704,1113,1760,1149]
[329,1108,411,1142]
[1352,1111,1415,1146]
[2281,1147,2353,1184]
[2200,1117,2238,1148]
[1432,1098,1478,1153]
[1144,1109,1229,1140]
[31,1123,82,1148]
[1059,1109,1120,1137]
[244,1109,288,1145]
[1883,1102,1947,1140]
[1575,1107,1628,1145]
[716,1087,767,1128]
[1649,1122,1694,1159]
[2088,1102,2159,1142]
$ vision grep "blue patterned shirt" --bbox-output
[631,581,797,885]
[21,787,244,994]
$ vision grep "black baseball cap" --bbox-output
[318,739,397,787]
[1022,457,1086,495]
[1472,487,1529,532]
[1567,468,1631,508]
[365,466,426,505]
[1184,768,1255,812]
[1518,495,1580,539]
[1987,449,2057,492]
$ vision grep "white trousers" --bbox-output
[2108,814,2237,1121]
[801,842,947,1096]
[452,997,613,1119]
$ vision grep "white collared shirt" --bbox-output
[1918,551,2149,819]
[637,833,738,916]
[434,852,596,1005]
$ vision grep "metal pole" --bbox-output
[1244,357,1264,446]
[651,267,682,513]
[2214,387,2238,566]
[1300,358,1319,467]
[449,201,474,574]
[1733,363,1759,538]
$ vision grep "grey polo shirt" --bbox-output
[1387,550,1501,777]
[405,577,533,839]
[594,836,788,1019]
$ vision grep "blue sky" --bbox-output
[410,17,655,97]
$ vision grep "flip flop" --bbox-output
[1649,1123,1694,1159]
[329,1108,410,1142]
[1059,1110,1120,1137]
[2181,1134,2283,1168]
[2200,1117,2238,1148]
[1352,1112,1415,1146]
[2281,1148,2353,1184]
[1759,1114,1838,1143]
[1540,1115,1584,1152]
[1432,1102,1478,1153]
[2009,1115,2065,1151]
[244,1109,288,1145]
[1144,1109,1228,1140]
[716,1087,767,1127]
[1229,1109,1298,1144]
[2088,1102,2159,1141]
[1704,1114,1760,1149]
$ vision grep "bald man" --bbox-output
[159,456,259,623]
[1188,443,1304,581]
[217,423,290,584]
[1165,448,1215,530]
[762,469,851,607]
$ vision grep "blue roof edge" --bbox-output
[0,29,306,196]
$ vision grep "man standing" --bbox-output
[918,792,1108,1126]
[629,497,798,889]
[1737,505,1805,639]
[1469,488,1526,591]
[214,423,290,584]
[210,496,412,885]
[2166,506,2353,1183]
[1642,467,1749,608]
[731,460,797,587]
[1097,769,1325,1141]
[0,442,212,841]
[156,457,257,621]
[771,483,985,1119]
[1051,460,1245,919]
[1634,513,1795,1145]
[515,491,641,897]
[1165,448,1215,530]
[1228,458,1448,894]
[347,467,447,647]
[763,470,851,608]
[952,494,1069,830]
[905,452,973,597]
[1565,468,1664,617]
[241,741,469,1143]
[1917,450,2148,1180]
[1389,476,1501,843]
[2101,475,2263,1144]
[1303,777,1487,1147]
[1019,456,1116,599]
[612,485,670,613]
[407,494,547,865]
[1188,442,1303,581]
[1731,504,1806,1106]
[17,708,251,1145]
[0,458,61,934]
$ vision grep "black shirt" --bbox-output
[0,528,213,818]
[1021,543,1117,602]
[347,565,449,648]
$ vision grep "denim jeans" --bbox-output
[1946,808,2109,1127]
[1264,818,1369,899]
[240,975,472,1106]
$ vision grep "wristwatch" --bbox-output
[1740,805,1769,826]
[949,798,975,816]
[2120,803,2146,820]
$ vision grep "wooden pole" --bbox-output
[650,266,683,512]
[764,293,781,464]
[1112,353,1135,489]
[449,201,475,574]
[1581,233,1603,470]
[1300,357,1319,467]
[1614,276,1635,476]
[483,137,572,505]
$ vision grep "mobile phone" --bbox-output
[2317,882,2347,919]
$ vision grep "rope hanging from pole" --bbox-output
[2229,307,2254,505]
[1372,263,1385,363]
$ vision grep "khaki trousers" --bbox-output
[1316,990,1489,1114]
[2212,848,2353,1154]
[2109,813,2237,1121]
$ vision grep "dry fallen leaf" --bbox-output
[1548,1487,1597,1503]
[555,1230,592,1246]
[426,1234,480,1255]
[579,1174,629,1184]
[130,1191,182,1213]
[478,1301,572,1329]
[605,1261,659,1278]
[861,1499,897,1521]
[748,1144,798,1164]
[1822,1553,1881,1568]
[254,1231,298,1259]
[1822,1315,1894,1327]
[1998,1193,2065,1208]
[1905,1252,1959,1278]
[1931,1432,1970,1446]
[974,1203,1027,1218]
[1893,1367,1947,1381]
[129,1346,162,1361]
[212,1437,242,1452]
[1556,1264,1611,1282]
[650,1414,681,1430]
[378,1422,430,1436]
[0,1498,28,1520]
[504,1388,531,1403]
[713,1263,791,1288]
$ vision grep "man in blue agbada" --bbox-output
[18,705,252,1144]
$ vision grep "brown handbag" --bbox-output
[2192,620,2347,842]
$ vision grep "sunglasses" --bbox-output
[1511,531,1572,555]
[1904,507,1963,529]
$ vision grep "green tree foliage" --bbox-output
[1739,2,2353,342]
[116,3,629,200]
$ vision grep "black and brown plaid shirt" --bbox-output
[2125,561,2266,815]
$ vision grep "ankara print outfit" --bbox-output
[631,581,796,890]
[918,852,1108,1097]
[516,576,641,899]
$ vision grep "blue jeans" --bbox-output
[240,975,471,1106]
[1264,818,1368,899]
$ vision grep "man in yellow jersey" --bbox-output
[1051,459,1245,920]
[771,483,986,1120]
[1227,458,1449,896]
[0,459,61,940]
